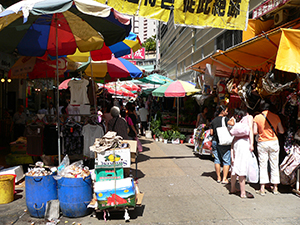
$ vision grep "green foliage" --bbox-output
[179,134,186,140]
[162,131,169,139]
[150,117,161,132]
[142,35,156,51]
[155,130,162,138]
[171,130,181,140]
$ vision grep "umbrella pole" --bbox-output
[55,14,61,164]
[177,97,179,127]
[89,53,97,113]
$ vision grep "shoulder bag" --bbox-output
[261,113,277,138]
[216,117,234,146]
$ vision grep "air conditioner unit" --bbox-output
[274,9,289,26]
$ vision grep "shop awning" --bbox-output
[210,28,300,73]
[189,50,233,77]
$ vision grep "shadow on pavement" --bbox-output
[140,139,153,145]
[137,153,150,163]
[95,205,145,221]
[201,171,218,182]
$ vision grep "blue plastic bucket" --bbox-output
[57,175,92,217]
[25,175,58,218]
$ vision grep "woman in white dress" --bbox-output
[230,108,254,198]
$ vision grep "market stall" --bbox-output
[190,25,300,192]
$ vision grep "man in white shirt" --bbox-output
[137,103,149,136]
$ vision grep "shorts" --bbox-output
[212,140,231,166]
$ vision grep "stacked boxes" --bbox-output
[93,144,136,210]
[95,168,124,181]
[94,178,136,210]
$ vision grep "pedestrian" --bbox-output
[37,103,48,114]
[210,104,235,184]
[196,106,209,127]
[125,109,138,140]
[12,105,27,141]
[48,102,56,115]
[102,104,113,132]
[108,106,130,140]
[137,103,149,136]
[126,103,139,136]
[253,100,284,195]
[230,108,254,198]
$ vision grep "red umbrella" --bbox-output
[8,56,70,79]
[118,81,141,92]
[104,82,136,97]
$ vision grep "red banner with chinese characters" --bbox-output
[252,0,290,19]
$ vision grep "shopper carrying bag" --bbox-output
[210,105,235,184]
[216,117,234,146]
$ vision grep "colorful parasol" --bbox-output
[68,32,142,62]
[0,0,132,57]
[139,73,173,85]
[152,80,201,97]
[84,56,143,79]
[8,55,76,79]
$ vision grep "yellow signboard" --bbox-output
[96,0,249,30]
[174,0,249,30]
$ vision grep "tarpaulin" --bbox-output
[211,28,300,73]
[190,28,300,74]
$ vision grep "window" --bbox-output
[216,30,242,51]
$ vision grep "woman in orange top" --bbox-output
[253,100,284,196]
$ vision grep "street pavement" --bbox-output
[1,137,300,225]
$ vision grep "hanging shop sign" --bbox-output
[96,0,250,30]
[0,52,15,71]
[252,0,290,19]
[122,48,145,60]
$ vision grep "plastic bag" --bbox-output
[247,152,259,183]
[57,155,70,177]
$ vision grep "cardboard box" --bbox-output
[0,166,24,183]
[94,178,136,210]
[95,148,131,168]
[121,141,137,163]
[95,168,124,182]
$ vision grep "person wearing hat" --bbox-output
[108,106,130,140]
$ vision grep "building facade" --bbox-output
[158,0,266,81]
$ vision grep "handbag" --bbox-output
[203,141,212,150]
[216,117,233,146]
[247,152,259,183]
[230,122,250,137]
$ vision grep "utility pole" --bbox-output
[156,21,160,72]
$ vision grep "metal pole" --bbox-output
[89,53,97,113]
[177,97,179,126]
[55,14,61,164]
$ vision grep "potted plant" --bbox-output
[171,130,181,144]
[158,131,164,142]
[163,131,169,144]
[167,130,173,143]
[155,130,161,142]
[179,134,186,144]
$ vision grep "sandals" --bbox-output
[256,190,266,196]
[241,192,254,199]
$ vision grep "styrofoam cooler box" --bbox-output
[0,165,24,183]
[94,178,136,210]
[95,148,131,168]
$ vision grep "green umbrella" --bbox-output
[139,73,173,85]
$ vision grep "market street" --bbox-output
[1,137,300,225]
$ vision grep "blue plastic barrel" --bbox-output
[25,175,58,218]
[57,175,92,217]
